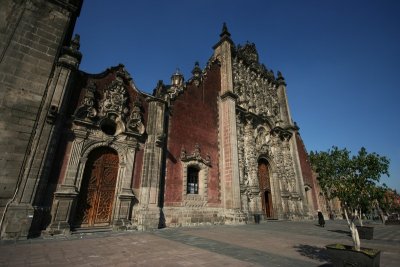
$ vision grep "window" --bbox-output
[187,166,199,194]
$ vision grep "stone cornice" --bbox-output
[236,107,276,129]
[220,91,238,101]
[145,95,167,105]
[212,37,234,50]
[271,126,293,140]
[180,144,211,167]
[49,0,83,15]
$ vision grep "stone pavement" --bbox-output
[0,220,399,266]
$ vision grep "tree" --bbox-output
[378,187,400,217]
[309,146,390,251]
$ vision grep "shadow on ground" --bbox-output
[294,244,331,264]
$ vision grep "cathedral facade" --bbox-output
[0,0,323,239]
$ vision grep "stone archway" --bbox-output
[258,158,273,218]
[73,147,119,228]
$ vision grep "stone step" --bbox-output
[71,227,112,235]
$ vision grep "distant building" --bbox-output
[0,0,322,239]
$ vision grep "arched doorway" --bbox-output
[73,147,119,228]
[258,158,273,218]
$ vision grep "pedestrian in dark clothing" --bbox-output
[318,211,325,227]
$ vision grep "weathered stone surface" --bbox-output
[0,0,83,240]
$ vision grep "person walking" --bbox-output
[318,211,325,227]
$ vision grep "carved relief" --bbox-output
[236,98,301,218]
[180,144,211,167]
[75,80,97,121]
[74,69,146,139]
[236,113,245,185]
[233,44,280,120]
[127,102,145,134]
[99,76,129,120]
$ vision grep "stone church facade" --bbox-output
[0,0,324,239]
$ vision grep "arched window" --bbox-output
[187,166,199,194]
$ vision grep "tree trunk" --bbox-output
[376,204,386,224]
[358,208,363,227]
[344,208,361,251]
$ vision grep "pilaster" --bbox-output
[137,97,166,230]
[213,24,241,215]
[114,142,137,229]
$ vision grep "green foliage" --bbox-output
[309,146,390,213]
[377,186,400,213]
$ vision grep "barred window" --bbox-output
[187,166,199,194]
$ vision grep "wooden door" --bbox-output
[258,159,273,218]
[264,191,273,218]
[74,147,119,227]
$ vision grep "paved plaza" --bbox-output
[0,220,399,266]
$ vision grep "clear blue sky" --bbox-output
[74,0,400,192]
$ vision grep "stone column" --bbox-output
[137,97,166,230]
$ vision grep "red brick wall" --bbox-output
[164,63,221,206]
[296,134,313,186]
[295,134,319,211]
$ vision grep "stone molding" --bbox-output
[180,144,210,208]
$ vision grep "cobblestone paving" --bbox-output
[0,220,399,266]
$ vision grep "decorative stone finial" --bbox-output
[277,71,286,86]
[58,33,82,68]
[70,34,80,51]
[153,80,166,98]
[191,61,202,87]
[220,22,231,38]
[191,62,201,76]
[213,22,234,49]
[167,68,185,100]
[116,64,132,81]
[171,68,184,87]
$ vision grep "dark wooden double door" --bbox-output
[258,159,273,218]
[74,147,119,228]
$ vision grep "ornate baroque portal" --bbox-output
[234,43,305,219]
[46,66,144,234]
